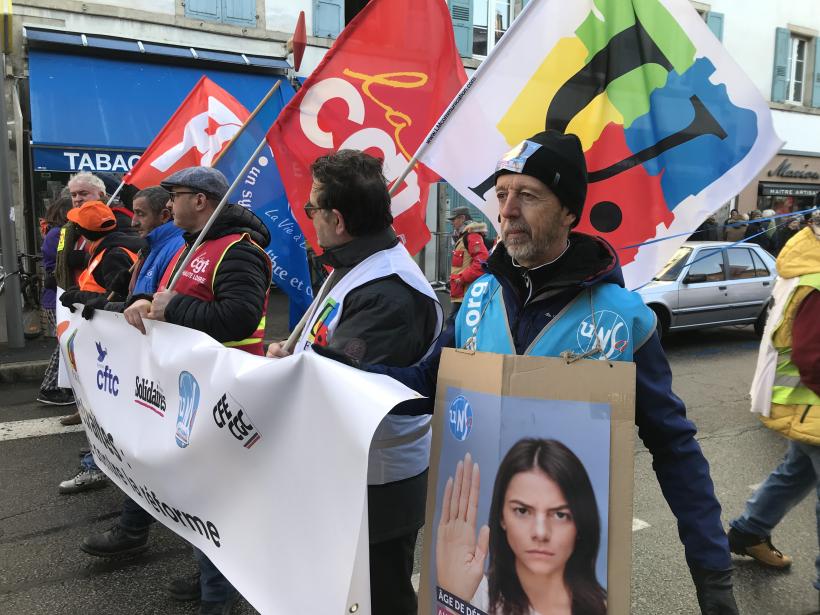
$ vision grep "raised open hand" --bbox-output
[435,453,490,602]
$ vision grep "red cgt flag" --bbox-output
[125,76,249,189]
[268,0,467,255]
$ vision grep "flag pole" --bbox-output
[167,134,270,291]
[105,181,126,206]
[212,80,282,167]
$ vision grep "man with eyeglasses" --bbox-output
[123,166,272,615]
[266,150,442,615]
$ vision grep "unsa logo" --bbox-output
[448,395,473,441]
[576,310,630,360]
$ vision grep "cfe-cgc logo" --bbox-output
[212,392,262,449]
[134,377,167,417]
[95,341,119,396]
[448,395,473,442]
[576,310,630,361]
[175,371,201,449]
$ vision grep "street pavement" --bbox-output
[0,325,817,614]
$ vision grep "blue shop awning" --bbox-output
[29,48,295,172]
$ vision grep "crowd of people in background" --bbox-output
[689,202,815,257]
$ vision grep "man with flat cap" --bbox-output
[446,205,489,310]
[124,166,272,615]
[316,131,740,614]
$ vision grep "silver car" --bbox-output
[637,241,776,338]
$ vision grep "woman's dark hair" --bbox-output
[487,438,606,615]
[45,196,72,228]
[310,150,393,236]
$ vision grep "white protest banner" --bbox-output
[417,0,782,289]
[55,305,421,614]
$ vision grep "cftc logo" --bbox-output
[577,310,630,360]
[448,395,473,442]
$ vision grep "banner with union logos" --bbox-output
[56,306,419,614]
[268,0,467,256]
[417,0,782,289]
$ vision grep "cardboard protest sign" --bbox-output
[420,349,635,615]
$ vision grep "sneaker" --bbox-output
[199,595,238,615]
[168,571,201,601]
[58,467,108,494]
[728,527,792,568]
[37,388,76,406]
[81,525,149,557]
[59,411,82,426]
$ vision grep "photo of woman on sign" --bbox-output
[436,439,606,615]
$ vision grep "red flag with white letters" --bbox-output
[268,0,467,255]
[125,76,250,189]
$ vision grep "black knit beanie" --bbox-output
[494,130,588,227]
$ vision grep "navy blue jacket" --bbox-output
[371,233,731,571]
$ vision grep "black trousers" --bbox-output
[369,529,419,615]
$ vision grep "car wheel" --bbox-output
[650,305,669,341]
[754,309,768,338]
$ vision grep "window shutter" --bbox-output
[223,0,256,27]
[313,0,344,38]
[812,37,820,108]
[449,0,473,58]
[772,27,790,103]
[186,0,221,21]
[706,12,724,42]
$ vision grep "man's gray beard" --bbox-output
[505,236,550,264]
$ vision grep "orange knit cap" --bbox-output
[67,201,117,232]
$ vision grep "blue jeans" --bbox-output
[119,496,156,534]
[730,440,820,589]
[194,547,237,602]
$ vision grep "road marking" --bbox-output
[632,518,651,532]
[0,417,84,442]
[412,573,420,592]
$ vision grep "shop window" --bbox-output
[772,27,820,108]
[185,0,256,27]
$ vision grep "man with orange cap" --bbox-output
[57,200,144,492]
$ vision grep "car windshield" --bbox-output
[654,247,693,281]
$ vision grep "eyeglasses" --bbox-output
[303,201,327,220]
[168,191,199,202]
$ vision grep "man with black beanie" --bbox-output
[315,130,740,614]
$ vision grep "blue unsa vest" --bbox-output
[454,274,656,361]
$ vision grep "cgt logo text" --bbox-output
[95,341,119,396]
[134,377,167,417]
[576,310,630,360]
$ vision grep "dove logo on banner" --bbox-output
[151,97,243,172]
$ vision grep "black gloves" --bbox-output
[310,344,361,369]
[60,289,82,312]
[80,295,110,321]
[690,565,739,615]
[107,268,133,299]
